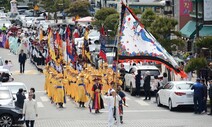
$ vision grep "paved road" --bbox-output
[0,48,211,127]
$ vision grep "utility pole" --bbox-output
[195,0,199,38]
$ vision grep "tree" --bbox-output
[131,8,142,15]
[93,7,117,29]
[65,0,91,17]
[140,9,156,29]
[196,36,212,50]
[0,0,24,11]
[104,13,119,37]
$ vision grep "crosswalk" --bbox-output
[36,94,152,108]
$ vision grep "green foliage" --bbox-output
[0,0,24,11]
[150,17,178,39]
[140,9,156,29]
[104,13,119,37]
[159,38,185,53]
[65,0,90,17]
[195,36,212,50]
[131,8,142,15]
[93,7,117,32]
[184,57,207,73]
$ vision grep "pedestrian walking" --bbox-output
[191,78,204,114]
[23,93,38,127]
[208,80,212,115]
[30,88,36,99]
[117,86,126,124]
[104,89,121,127]
[18,49,27,73]
[144,71,151,100]
[15,88,26,109]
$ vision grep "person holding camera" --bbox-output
[15,88,26,109]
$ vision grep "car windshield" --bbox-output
[175,83,193,90]
[9,13,18,18]
[0,90,11,99]
[140,70,160,76]
[5,85,27,94]
[89,31,100,37]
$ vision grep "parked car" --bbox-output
[1,82,28,101]
[24,16,35,28]
[156,81,194,111]
[124,65,160,95]
[0,106,23,126]
[0,87,14,107]
[0,17,12,28]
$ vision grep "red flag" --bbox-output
[99,26,107,61]
[56,32,62,48]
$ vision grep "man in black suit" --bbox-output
[144,71,151,100]
[18,49,27,73]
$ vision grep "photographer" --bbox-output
[15,88,26,109]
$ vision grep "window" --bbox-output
[140,70,160,76]
[164,83,173,89]
[175,83,193,90]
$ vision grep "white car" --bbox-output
[75,30,100,49]
[156,81,194,111]
[0,17,12,28]
[1,82,28,101]
[0,87,14,107]
[38,20,51,31]
[25,16,35,27]
[124,65,160,95]
[32,17,46,28]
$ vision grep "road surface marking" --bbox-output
[37,102,44,108]
[100,109,167,113]
[36,90,46,93]
[40,96,49,102]
[135,100,149,106]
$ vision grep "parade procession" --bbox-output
[1,0,212,127]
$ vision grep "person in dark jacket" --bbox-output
[191,78,204,114]
[208,80,212,115]
[15,88,26,109]
[18,49,27,73]
[135,72,141,97]
[144,71,151,100]
[201,79,208,113]
[117,86,126,124]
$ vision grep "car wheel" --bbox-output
[0,114,13,127]
[168,99,173,111]
[156,95,162,106]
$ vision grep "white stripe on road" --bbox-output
[36,91,46,93]
[40,96,49,102]
[100,109,167,113]
[37,102,44,108]
[135,100,149,106]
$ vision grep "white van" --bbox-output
[124,65,160,95]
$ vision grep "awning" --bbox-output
[180,21,196,38]
[199,25,212,37]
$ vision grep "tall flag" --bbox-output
[83,28,91,62]
[99,26,107,61]
[39,29,43,42]
[118,3,187,78]
[47,31,56,61]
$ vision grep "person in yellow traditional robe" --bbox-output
[76,73,89,107]
[54,74,65,108]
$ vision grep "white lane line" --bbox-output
[135,100,149,106]
[37,102,44,108]
[40,96,49,102]
[100,109,167,113]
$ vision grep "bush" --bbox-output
[184,57,207,73]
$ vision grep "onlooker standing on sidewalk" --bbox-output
[23,93,38,127]
[191,78,204,114]
[30,88,36,99]
[15,88,26,109]
[18,49,27,73]
[208,80,212,115]
[201,79,208,113]
[144,71,151,100]
[3,60,13,71]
